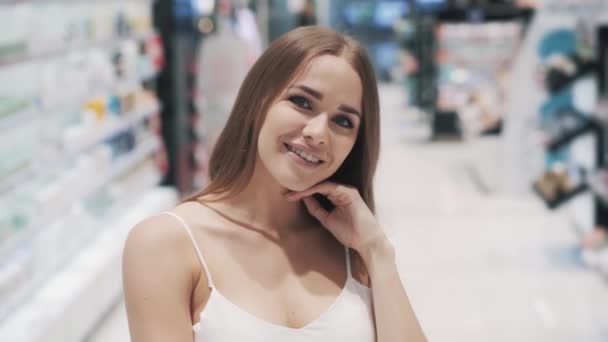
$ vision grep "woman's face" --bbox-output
[257,55,363,191]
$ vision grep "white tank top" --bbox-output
[161,211,376,341]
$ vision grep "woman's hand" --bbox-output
[285,182,387,255]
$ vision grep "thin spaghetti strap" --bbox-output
[345,247,352,278]
[160,211,214,288]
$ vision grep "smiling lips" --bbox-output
[284,143,325,165]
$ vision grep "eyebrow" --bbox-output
[290,84,361,117]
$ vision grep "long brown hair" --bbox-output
[188,26,380,212]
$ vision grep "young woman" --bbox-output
[123,26,426,341]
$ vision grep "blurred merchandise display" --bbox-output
[0,1,177,341]
[542,53,596,94]
[530,19,605,215]
[268,0,308,41]
[435,21,524,138]
[391,0,608,278]
[331,0,414,82]
[156,0,263,197]
[0,1,154,65]
[538,108,601,152]
[154,0,208,198]
[494,1,608,277]
[533,163,587,209]
[392,1,529,142]
[195,10,251,157]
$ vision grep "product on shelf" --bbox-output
[542,53,596,94]
[0,5,29,61]
[0,97,28,119]
[534,163,587,208]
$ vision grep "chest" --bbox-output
[191,237,348,329]
[193,278,375,341]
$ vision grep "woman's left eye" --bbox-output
[333,115,354,129]
[289,95,312,110]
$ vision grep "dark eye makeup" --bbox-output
[287,94,357,129]
[288,95,312,110]
[333,115,354,128]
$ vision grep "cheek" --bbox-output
[258,106,302,152]
[263,106,303,137]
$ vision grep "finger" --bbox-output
[286,182,339,201]
[302,196,329,225]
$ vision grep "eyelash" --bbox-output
[289,95,312,110]
[288,95,355,129]
[333,115,354,128]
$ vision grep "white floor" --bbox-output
[88,84,608,341]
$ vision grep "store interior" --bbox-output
[0,0,607,341]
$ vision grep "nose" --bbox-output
[302,113,329,147]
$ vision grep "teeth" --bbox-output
[288,145,321,163]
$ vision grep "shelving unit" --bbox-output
[0,33,155,67]
[0,1,176,340]
[594,26,608,231]
[517,11,608,279]
[532,85,606,219]
[0,187,178,342]
[546,119,597,151]
[434,20,524,138]
[532,106,604,214]
[66,101,160,155]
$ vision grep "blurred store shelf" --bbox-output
[0,186,178,342]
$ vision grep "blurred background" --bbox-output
[0,0,607,341]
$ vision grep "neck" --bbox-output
[203,159,314,239]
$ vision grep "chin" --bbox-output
[276,157,342,192]
[277,174,319,192]
[284,182,314,192]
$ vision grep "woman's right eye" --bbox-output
[289,95,312,110]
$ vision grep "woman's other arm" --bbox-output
[122,215,202,342]
[286,183,427,342]
[361,237,426,342]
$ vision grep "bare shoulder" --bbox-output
[124,201,217,250]
[122,211,204,341]
[122,211,203,290]
[124,212,196,262]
